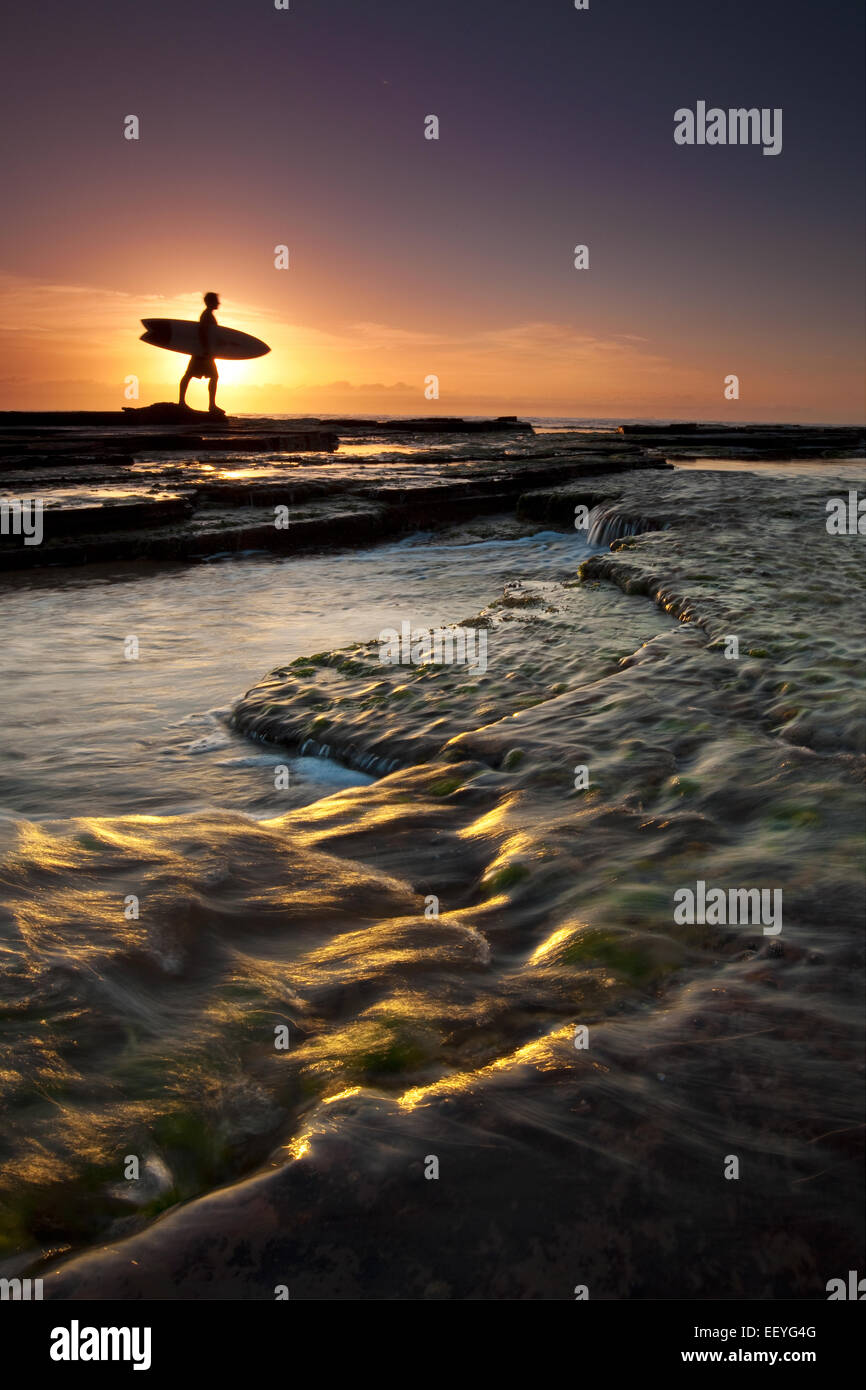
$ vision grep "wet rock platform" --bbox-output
[619,421,863,460]
[0,415,861,571]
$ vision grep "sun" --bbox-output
[213,359,248,387]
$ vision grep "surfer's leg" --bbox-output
[178,365,194,405]
[208,368,219,412]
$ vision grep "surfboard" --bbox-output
[140,319,271,360]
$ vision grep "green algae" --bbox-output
[485,863,531,893]
[766,804,821,829]
[429,774,468,796]
[561,928,684,984]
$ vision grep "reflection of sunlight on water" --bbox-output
[323,441,425,457]
[216,465,286,479]
[0,485,183,507]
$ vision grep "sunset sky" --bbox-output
[1,0,863,420]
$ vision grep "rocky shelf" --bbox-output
[0,417,861,571]
[619,422,864,459]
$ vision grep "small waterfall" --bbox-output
[587,504,667,546]
[231,713,402,780]
[298,736,401,777]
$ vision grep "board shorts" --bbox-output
[187,356,218,378]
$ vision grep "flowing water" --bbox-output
[0,526,598,819]
[0,447,863,1299]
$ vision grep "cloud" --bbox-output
[0,273,669,369]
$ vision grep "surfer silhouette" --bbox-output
[178,292,223,413]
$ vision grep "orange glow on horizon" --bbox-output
[0,273,863,423]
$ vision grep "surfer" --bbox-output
[178,292,223,414]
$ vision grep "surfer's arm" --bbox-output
[199,313,216,356]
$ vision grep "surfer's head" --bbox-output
[204,291,220,309]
